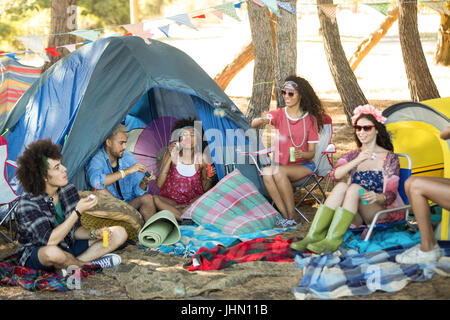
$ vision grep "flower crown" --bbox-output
[351,104,387,125]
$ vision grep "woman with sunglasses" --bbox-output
[251,75,326,225]
[153,119,216,221]
[291,104,405,254]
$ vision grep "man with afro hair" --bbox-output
[15,138,127,272]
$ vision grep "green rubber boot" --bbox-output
[306,206,354,254]
[290,205,335,251]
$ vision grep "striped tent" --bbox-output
[0,57,41,129]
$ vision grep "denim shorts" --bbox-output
[25,240,89,272]
[299,160,316,172]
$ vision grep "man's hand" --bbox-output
[76,196,98,213]
[125,163,147,176]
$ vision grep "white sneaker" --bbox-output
[91,254,122,268]
[395,244,441,264]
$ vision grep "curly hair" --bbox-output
[16,138,63,196]
[353,114,393,151]
[284,75,326,131]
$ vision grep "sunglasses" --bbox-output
[354,125,375,132]
[281,89,296,97]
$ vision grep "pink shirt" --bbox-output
[268,107,319,166]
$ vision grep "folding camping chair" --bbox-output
[0,136,19,243]
[237,114,336,223]
[359,153,422,241]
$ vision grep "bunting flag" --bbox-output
[69,30,100,41]
[214,3,241,21]
[45,47,62,57]
[17,36,44,54]
[4,53,19,61]
[260,0,280,16]
[192,14,206,19]
[277,1,296,14]
[365,3,390,16]
[234,1,245,8]
[63,44,77,53]
[252,0,266,7]
[159,24,170,38]
[319,4,337,24]
[422,1,450,15]
[123,23,154,43]
[168,13,198,30]
[210,10,224,20]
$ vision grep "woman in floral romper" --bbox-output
[291,105,404,254]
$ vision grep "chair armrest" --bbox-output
[6,160,17,168]
[322,143,336,154]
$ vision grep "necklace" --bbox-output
[285,107,306,148]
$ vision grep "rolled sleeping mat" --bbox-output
[138,210,181,248]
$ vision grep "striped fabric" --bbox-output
[0,58,41,127]
[184,169,280,235]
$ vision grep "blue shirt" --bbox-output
[87,147,147,202]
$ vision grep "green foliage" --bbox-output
[79,0,130,27]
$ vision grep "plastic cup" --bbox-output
[103,230,109,247]
[290,147,296,162]
[359,188,368,205]
[89,194,96,200]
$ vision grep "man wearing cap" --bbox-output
[87,125,156,222]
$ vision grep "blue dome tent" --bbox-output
[1,36,267,195]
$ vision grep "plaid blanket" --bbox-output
[0,255,102,292]
[183,235,295,271]
[141,223,296,257]
[292,242,450,300]
[183,169,280,235]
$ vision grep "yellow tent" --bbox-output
[383,99,450,240]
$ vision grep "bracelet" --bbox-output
[89,229,96,240]
[120,169,126,179]
[74,208,82,218]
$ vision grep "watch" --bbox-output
[74,208,82,218]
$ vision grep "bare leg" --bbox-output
[128,194,157,222]
[273,165,312,220]
[262,166,288,218]
[405,176,450,251]
[153,195,183,221]
[341,184,367,225]
[38,246,85,269]
[77,226,128,263]
[323,182,348,210]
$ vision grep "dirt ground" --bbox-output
[0,99,449,301]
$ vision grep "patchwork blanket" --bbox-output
[292,243,450,300]
[183,235,295,271]
[141,223,296,257]
[0,255,102,292]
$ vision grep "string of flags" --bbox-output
[0,0,448,62]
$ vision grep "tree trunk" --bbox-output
[42,0,78,73]
[317,0,368,124]
[348,6,399,71]
[274,0,297,108]
[435,11,450,66]
[130,0,139,24]
[245,0,276,122]
[214,42,254,90]
[398,0,440,101]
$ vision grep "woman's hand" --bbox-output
[76,196,98,213]
[355,148,373,164]
[361,191,385,205]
